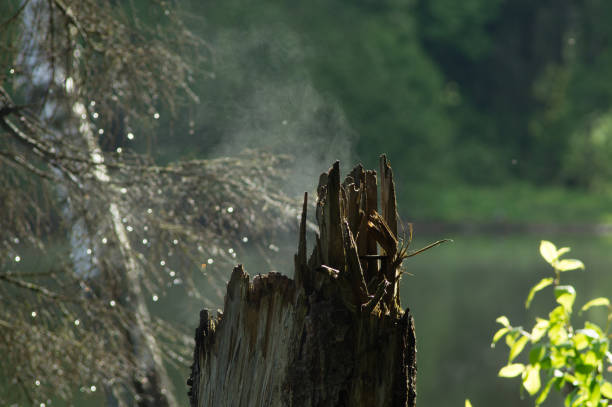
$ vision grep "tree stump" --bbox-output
[188,157,417,407]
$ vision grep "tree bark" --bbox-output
[188,157,417,407]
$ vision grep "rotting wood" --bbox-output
[188,155,417,407]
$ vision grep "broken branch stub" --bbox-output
[188,156,417,407]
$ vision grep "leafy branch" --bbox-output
[492,241,612,407]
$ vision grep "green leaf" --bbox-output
[465,399,473,407]
[509,335,529,362]
[571,332,590,351]
[556,259,585,272]
[496,315,511,328]
[581,297,610,312]
[529,344,545,365]
[526,278,554,309]
[535,376,556,406]
[556,247,571,257]
[555,285,576,313]
[601,381,612,399]
[540,240,558,264]
[523,364,541,395]
[492,327,509,345]
[548,323,568,346]
[581,350,598,367]
[499,363,525,377]
[588,381,601,407]
[531,318,549,343]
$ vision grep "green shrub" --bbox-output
[492,241,612,406]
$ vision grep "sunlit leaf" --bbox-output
[571,333,589,351]
[548,323,568,345]
[556,247,571,257]
[498,363,525,377]
[581,297,610,312]
[465,399,473,407]
[581,350,598,367]
[601,381,612,399]
[588,382,601,407]
[556,259,584,272]
[584,321,604,337]
[555,285,576,313]
[530,318,549,343]
[535,377,556,406]
[496,315,511,328]
[526,278,554,309]
[522,364,541,395]
[539,240,558,264]
[509,335,529,362]
[492,327,509,345]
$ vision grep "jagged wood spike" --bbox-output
[363,170,378,282]
[379,154,398,241]
[326,161,345,271]
[294,192,309,293]
[341,219,369,304]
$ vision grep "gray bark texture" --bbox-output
[188,157,417,407]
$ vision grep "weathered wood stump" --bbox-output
[188,156,417,407]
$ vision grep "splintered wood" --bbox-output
[188,156,417,407]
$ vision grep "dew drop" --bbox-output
[142,239,148,245]
[116,147,122,153]
[126,226,134,232]
[242,236,248,243]
[160,260,166,266]
[65,77,74,93]
[74,319,80,326]
[226,207,234,213]
[169,271,176,277]
[173,278,182,285]
[31,311,37,318]
[147,208,153,214]
[90,385,96,392]
[152,295,159,302]
[92,112,99,119]
[98,128,104,135]
[153,113,160,119]
[109,300,116,307]
[268,244,279,252]
[102,237,108,244]
[207,258,214,265]
[143,226,149,231]
[172,239,178,245]
[86,249,92,255]
[120,187,127,194]
[90,100,96,107]
[13,237,19,244]
[40,403,46,407]
[9,68,15,74]
[14,255,21,262]
[35,380,41,386]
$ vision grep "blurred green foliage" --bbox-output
[165,0,612,193]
